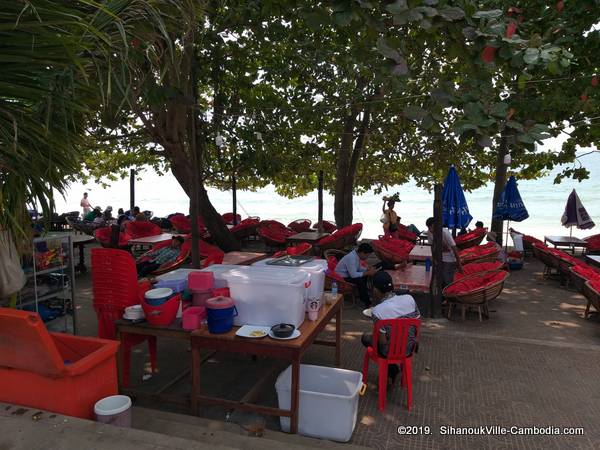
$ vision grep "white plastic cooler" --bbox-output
[251,258,326,300]
[221,266,310,328]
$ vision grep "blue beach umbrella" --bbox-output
[442,166,473,230]
[493,176,529,222]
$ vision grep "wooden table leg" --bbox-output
[335,307,341,367]
[290,357,300,434]
[191,346,200,416]
[116,329,123,390]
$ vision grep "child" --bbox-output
[361,271,420,385]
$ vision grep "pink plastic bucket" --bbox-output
[182,306,207,330]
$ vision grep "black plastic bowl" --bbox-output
[271,323,295,338]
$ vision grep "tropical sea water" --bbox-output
[55,150,600,241]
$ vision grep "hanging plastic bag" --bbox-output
[0,231,26,298]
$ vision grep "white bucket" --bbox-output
[94,395,132,428]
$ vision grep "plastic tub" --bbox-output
[155,278,187,293]
[222,267,310,328]
[182,306,207,330]
[275,364,363,442]
[94,395,132,428]
[252,258,326,300]
[142,294,180,326]
[144,288,173,306]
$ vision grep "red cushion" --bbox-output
[572,264,600,280]
[455,228,486,244]
[445,270,506,295]
[523,235,545,246]
[586,234,600,251]
[459,242,497,259]
[454,261,504,280]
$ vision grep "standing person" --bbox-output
[334,243,378,307]
[425,217,463,286]
[361,271,420,385]
[80,192,92,216]
[381,193,400,238]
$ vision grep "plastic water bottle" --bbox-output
[425,257,431,272]
[331,281,338,296]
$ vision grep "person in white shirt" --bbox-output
[80,192,92,216]
[361,271,420,385]
[426,217,463,286]
[334,243,377,307]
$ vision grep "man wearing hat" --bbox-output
[362,271,420,385]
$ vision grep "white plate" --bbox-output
[268,329,301,340]
[235,325,271,338]
[362,308,373,318]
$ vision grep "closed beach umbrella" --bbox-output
[561,189,595,234]
[442,166,473,230]
[493,176,529,222]
[493,176,528,249]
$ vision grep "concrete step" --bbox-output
[132,406,370,450]
[0,403,233,450]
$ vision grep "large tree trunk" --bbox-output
[334,109,358,227]
[430,184,444,318]
[491,134,509,245]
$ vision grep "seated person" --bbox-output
[84,206,101,222]
[334,242,377,307]
[486,231,506,263]
[136,236,184,277]
[361,271,420,385]
[475,221,484,230]
[135,212,148,222]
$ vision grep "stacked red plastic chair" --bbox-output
[91,248,157,387]
[288,219,312,233]
[362,318,421,411]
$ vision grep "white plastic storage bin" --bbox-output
[251,258,326,300]
[275,364,363,442]
[221,267,310,328]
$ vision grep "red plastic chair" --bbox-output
[362,318,421,411]
[91,248,157,387]
[94,226,131,249]
[202,251,225,268]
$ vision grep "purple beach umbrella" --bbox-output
[561,189,595,235]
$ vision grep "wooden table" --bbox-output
[286,231,330,244]
[190,294,343,434]
[386,265,432,294]
[544,235,587,253]
[115,319,196,407]
[70,233,95,273]
[221,251,267,265]
[409,245,432,262]
[586,255,600,268]
[128,233,175,246]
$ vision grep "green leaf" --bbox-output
[333,10,353,26]
[385,0,408,14]
[506,121,524,131]
[423,0,438,5]
[376,37,402,62]
[517,134,535,144]
[472,10,503,19]
[438,7,465,21]
[490,102,508,118]
[403,105,428,121]
[523,48,539,65]
[392,58,409,75]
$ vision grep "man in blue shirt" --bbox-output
[335,243,377,307]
